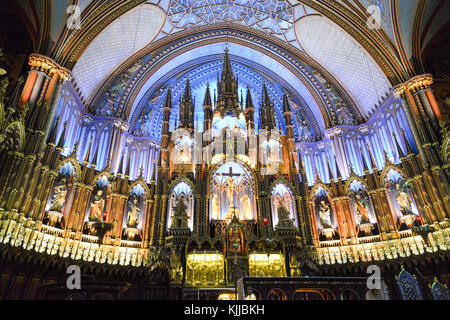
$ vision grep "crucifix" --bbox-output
[220,166,244,211]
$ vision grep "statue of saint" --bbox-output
[89,190,105,221]
[211,194,220,220]
[395,183,413,215]
[277,202,291,222]
[336,103,357,126]
[319,200,332,229]
[171,195,189,229]
[175,136,192,163]
[354,194,371,224]
[225,176,236,207]
[242,193,252,220]
[127,198,140,228]
[49,178,68,212]
[299,119,312,141]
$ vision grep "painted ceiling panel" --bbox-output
[71,3,165,104]
[295,15,391,116]
[358,0,395,42]
[397,0,420,58]
[423,1,450,49]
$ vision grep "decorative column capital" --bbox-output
[81,114,93,125]
[28,54,71,82]
[393,74,433,98]
[359,125,369,135]
[324,127,342,140]
[114,121,129,133]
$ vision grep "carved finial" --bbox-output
[70,141,79,157]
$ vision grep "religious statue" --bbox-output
[175,136,192,163]
[242,193,252,220]
[319,200,332,229]
[211,194,220,220]
[171,194,189,229]
[395,183,413,216]
[126,198,140,228]
[336,103,357,126]
[126,58,144,74]
[89,190,105,221]
[298,117,312,141]
[48,178,68,212]
[277,202,291,222]
[110,72,130,92]
[354,194,371,224]
[225,176,236,208]
[169,250,183,283]
[135,108,154,136]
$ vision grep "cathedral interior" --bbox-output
[0,0,449,300]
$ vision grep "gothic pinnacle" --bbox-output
[367,144,378,171]
[83,136,93,165]
[334,155,342,179]
[56,121,68,150]
[262,82,271,106]
[91,143,100,169]
[221,47,233,81]
[401,129,414,156]
[124,153,132,178]
[245,86,254,110]
[203,82,212,106]
[48,116,60,146]
[393,133,406,160]
[360,147,370,173]
[282,92,291,113]
[182,77,192,103]
[326,157,334,182]
[117,151,125,177]
[163,86,172,110]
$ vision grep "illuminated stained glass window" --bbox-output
[168,0,294,41]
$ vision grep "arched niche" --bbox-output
[397,267,423,300]
[312,186,339,241]
[209,162,256,221]
[166,181,194,231]
[270,182,298,229]
[122,183,146,241]
[346,179,378,237]
[83,174,111,235]
[44,161,78,229]
[383,168,419,229]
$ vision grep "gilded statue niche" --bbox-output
[185,251,225,287]
[83,175,110,235]
[312,186,339,241]
[123,183,146,241]
[384,169,420,229]
[347,179,378,237]
[248,253,286,277]
[44,161,77,229]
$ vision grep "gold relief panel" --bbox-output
[185,251,225,287]
[248,253,286,277]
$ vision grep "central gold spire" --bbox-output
[216,48,242,117]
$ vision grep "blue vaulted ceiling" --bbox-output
[128,54,316,142]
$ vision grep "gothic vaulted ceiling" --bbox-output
[8,0,449,140]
